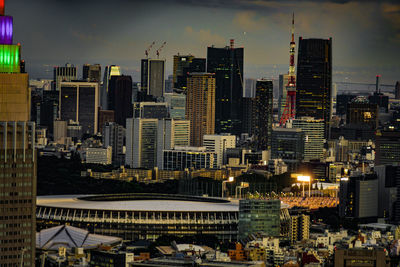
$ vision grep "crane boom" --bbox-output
[156,41,167,58]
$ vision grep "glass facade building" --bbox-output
[253,79,273,150]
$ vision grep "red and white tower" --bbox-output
[279,13,296,126]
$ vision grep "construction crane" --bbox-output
[156,41,167,58]
[145,41,155,58]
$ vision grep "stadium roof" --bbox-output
[36,225,122,250]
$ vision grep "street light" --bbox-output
[222,176,234,198]
[297,175,311,197]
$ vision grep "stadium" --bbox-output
[36,193,290,241]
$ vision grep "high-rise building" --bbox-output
[242,97,254,135]
[59,81,99,135]
[395,81,400,100]
[101,65,121,109]
[369,75,389,114]
[108,75,133,127]
[271,128,304,171]
[339,174,378,219]
[336,94,356,116]
[126,118,158,169]
[173,54,206,91]
[163,146,217,171]
[292,117,324,162]
[38,90,59,136]
[164,92,186,119]
[346,98,379,129]
[157,119,190,168]
[53,63,77,91]
[296,38,332,138]
[238,199,281,239]
[102,122,125,165]
[290,214,310,244]
[83,63,101,82]
[0,3,36,265]
[186,73,215,146]
[244,78,256,98]
[134,102,169,119]
[375,128,400,165]
[207,40,244,135]
[141,59,165,98]
[203,134,236,168]
[253,79,273,151]
[278,74,289,122]
[53,120,67,143]
[98,109,115,133]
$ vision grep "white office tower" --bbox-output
[126,118,158,169]
[203,134,236,168]
[157,119,190,168]
[292,117,324,162]
[101,65,121,109]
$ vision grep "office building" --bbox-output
[296,38,332,138]
[98,109,114,133]
[141,58,165,98]
[346,98,378,129]
[238,199,281,239]
[38,90,59,135]
[271,128,304,171]
[278,74,289,122]
[186,73,215,146]
[253,79,273,150]
[244,78,256,98]
[203,134,236,168]
[336,94,356,116]
[101,65,121,109]
[242,97,254,135]
[59,81,99,135]
[157,119,190,168]
[102,122,125,165]
[396,81,400,100]
[339,174,378,219]
[375,128,400,165]
[53,63,77,91]
[134,102,169,119]
[163,146,217,170]
[369,75,389,113]
[82,63,101,82]
[0,5,36,264]
[207,40,244,135]
[108,75,133,127]
[334,248,389,267]
[290,214,310,244]
[164,92,186,119]
[375,165,397,221]
[85,147,112,165]
[292,117,325,162]
[173,54,206,90]
[53,120,67,143]
[126,118,158,169]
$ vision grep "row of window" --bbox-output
[0,223,31,228]
[0,199,33,204]
[0,238,31,244]
[0,215,31,221]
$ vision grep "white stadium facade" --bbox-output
[36,194,290,241]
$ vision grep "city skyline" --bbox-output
[7,0,400,85]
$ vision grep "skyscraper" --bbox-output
[0,2,36,265]
[59,81,99,135]
[141,59,165,98]
[395,81,400,100]
[83,63,101,82]
[296,38,332,138]
[186,73,215,146]
[173,54,206,91]
[102,122,125,165]
[207,40,244,135]
[253,79,273,150]
[53,63,77,91]
[101,65,121,109]
[108,75,133,127]
[271,128,304,171]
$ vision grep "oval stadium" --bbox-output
[36,193,290,241]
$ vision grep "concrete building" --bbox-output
[102,122,125,165]
[82,63,101,82]
[203,134,236,168]
[101,65,121,109]
[85,147,112,165]
[0,73,30,121]
[53,120,67,143]
[334,248,389,267]
[292,117,324,162]
[134,102,169,119]
[238,199,281,239]
[186,73,215,146]
[163,146,217,171]
[375,128,400,165]
[59,81,99,135]
[290,214,310,244]
[53,63,77,91]
[141,58,165,98]
[157,119,190,168]
[126,118,158,169]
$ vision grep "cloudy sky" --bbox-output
[7,0,400,85]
